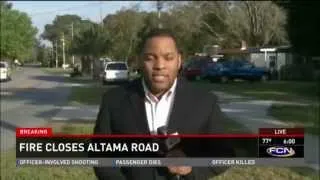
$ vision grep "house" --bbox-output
[217,45,294,72]
[247,46,293,71]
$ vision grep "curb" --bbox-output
[51,117,96,121]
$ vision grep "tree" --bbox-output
[0,5,38,62]
[103,5,146,60]
[41,15,82,43]
[71,23,110,74]
[41,15,94,65]
[165,2,211,55]
[36,45,47,67]
[199,1,288,48]
[34,40,53,67]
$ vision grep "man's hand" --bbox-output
[168,166,192,176]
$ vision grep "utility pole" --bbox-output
[55,40,58,68]
[51,45,54,67]
[61,33,66,69]
[100,1,103,26]
[71,22,75,66]
[156,1,163,28]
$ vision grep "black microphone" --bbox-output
[157,126,181,153]
[157,126,184,180]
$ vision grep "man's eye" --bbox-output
[145,57,154,61]
[165,56,174,61]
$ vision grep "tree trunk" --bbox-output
[81,56,91,75]
[92,57,100,80]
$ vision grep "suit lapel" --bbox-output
[128,80,150,134]
[167,78,189,133]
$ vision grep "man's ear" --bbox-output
[178,53,182,68]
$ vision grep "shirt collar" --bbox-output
[142,78,177,103]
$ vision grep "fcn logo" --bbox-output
[266,146,295,157]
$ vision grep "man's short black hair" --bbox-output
[139,28,179,53]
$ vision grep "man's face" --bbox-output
[141,36,181,95]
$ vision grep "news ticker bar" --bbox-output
[16,158,306,167]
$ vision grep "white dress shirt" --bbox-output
[142,79,177,134]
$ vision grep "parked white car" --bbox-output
[102,61,129,84]
[0,61,11,81]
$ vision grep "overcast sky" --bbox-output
[10,1,155,45]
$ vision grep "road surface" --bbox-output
[0,66,71,151]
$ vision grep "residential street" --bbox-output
[0,66,72,151]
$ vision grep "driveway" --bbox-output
[0,66,72,151]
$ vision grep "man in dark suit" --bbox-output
[94,28,233,180]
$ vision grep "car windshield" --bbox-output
[106,63,127,70]
[0,63,6,68]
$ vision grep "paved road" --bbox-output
[0,66,72,151]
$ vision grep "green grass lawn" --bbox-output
[66,74,319,105]
[268,104,320,135]
[223,117,250,134]
[1,121,319,180]
[68,83,111,105]
[69,80,319,106]
[193,80,319,103]
[50,122,95,134]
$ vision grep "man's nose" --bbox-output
[153,58,165,70]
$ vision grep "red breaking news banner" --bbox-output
[16,128,52,137]
[15,128,304,138]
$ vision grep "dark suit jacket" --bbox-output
[94,78,234,180]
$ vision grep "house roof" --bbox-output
[218,48,249,55]
[218,45,292,55]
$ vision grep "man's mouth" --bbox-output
[152,74,167,82]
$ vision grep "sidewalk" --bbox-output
[50,105,99,121]
[51,90,319,170]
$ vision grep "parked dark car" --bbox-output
[182,56,215,81]
[203,60,270,83]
